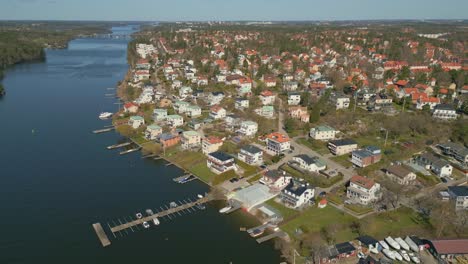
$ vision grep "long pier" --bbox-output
[256,231,286,244]
[109,195,213,233]
[107,142,132,150]
[93,127,115,134]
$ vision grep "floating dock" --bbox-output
[173,174,197,184]
[141,153,159,159]
[119,147,141,155]
[93,127,115,134]
[247,222,271,234]
[92,223,111,247]
[256,231,286,244]
[107,142,131,150]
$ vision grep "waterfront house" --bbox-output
[310,125,338,141]
[447,186,468,210]
[207,152,236,175]
[290,154,326,173]
[235,98,250,110]
[181,130,201,150]
[186,105,202,118]
[351,146,382,168]
[386,165,417,185]
[237,121,258,137]
[209,105,227,120]
[202,136,224,155]
[153,108,167,121]
[124,102,139,114]
[259,90,276,105]
[128,116,145,129]
[287,92,301,106]
[266,132,291,156]
[432,104,458,120]
[346,175,381,205]
[255,105,275,119]
[414,153,453,177]
[145,124,162,140]
[328,139,358,156]
[280,179,315,209]
[320,242,357,264]
[166,115,184,127]
[260,170,292,191]
[158,133,181,149]
[426,239,468,263]
[238,145,263,166]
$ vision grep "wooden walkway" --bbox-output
[109,196,213,233]
[92,223,111,247]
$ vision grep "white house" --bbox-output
[186,105,202,118]
[260,170,292,191]
[166,115,184,127]
[202,136,223,155]
[209,105,227,120]
[145,124,162,140]
[235,98,250,110]
[207,152,236,174]
[238,145,263,166]
[259,90,276,105]
[309,125,338,141]
[237,121,258,137]
[288,93,301,105]
[335,97,351,110]
[266,132,291,156]
[346,175,381,205]
[280,179,315,208]
[290,154,327,173]
[179,86,193,99]
[128,116,145,129]
[173,100,190,114]
[153,109,167,121]
[386,165,417,185]
[432,104,458,120]
[415,153,453,177]
[181,130,201,150]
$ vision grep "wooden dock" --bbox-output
[93,127,115,134]
[173,174,197,184]
[107,142,131,150]
[92,223,111,247]
[141,153,159,159]
[109,195,213,233]
[256,231,286,244]
[119,147,141,155]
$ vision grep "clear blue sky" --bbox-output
[2,0,467,21]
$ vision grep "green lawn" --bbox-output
[344,204,374,215]
[265,199,299,220]
[281,206,356,242]
[247,173,263,183]
[236,160,260,176]
[297,138,329,155]
[190,162,216,184]
[131,135,150,145]
[416,172,441,186]
[330,154,353,168]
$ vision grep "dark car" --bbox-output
[319,191,327,197]
[260,165,267,169]
[441,177,448,183]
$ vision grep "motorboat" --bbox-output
[136,212,143,219]
[99,112,113,119]
[379,240,390,250]
[197,194,204,199]
[249,229,264,238]
[369,245,379,254]
[396,237,410,251]
[394,251,403,261]
[219,206,232,213]
[382,249,395,260]
[152,217,160,226]
[401,250,411,262]
[385,236,400,250]
[196,204,206,210]
[405,236,419,252]
[170,202,178,208]
[142,221,150,229]
[145,209,154,216]
[410,253,421,263]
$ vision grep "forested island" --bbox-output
[0,21,116,96]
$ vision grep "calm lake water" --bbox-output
[0,26,282,264]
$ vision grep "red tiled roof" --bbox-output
[266,132,290,143]
[431,239,468,254]
[124,102,138,109]
[350,175,375,190]
[261,90,275,96]
[204,136,223,144]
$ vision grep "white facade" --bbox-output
[166,115,184,127]
[238,146,263,166]
[336,97,351,109]
[347,176,381,205]
[238,121,258,137]
[288,94,301,105]
[309,125,338,141]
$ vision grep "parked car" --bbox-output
[441,177,448,183]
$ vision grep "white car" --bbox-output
[357,252,366,259]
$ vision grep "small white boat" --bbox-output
[379,240,390,250]
[219,206,232,213]
[99,112,113,119]
[152,217,160,226]
[369,245,379,254]
[169,202,178,208]
[401,250,411,262]
[394,251,403,261]
[382,249,395,260]
[385,236,401,250]
[145,209,154,216]
[136,212,143,219]
[405,236,419,252]
[396,237,410,251]
[411,255,421,263]
[142,221,150,228]
[197,194,203,199]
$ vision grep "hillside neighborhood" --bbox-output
[113,22,468,264]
